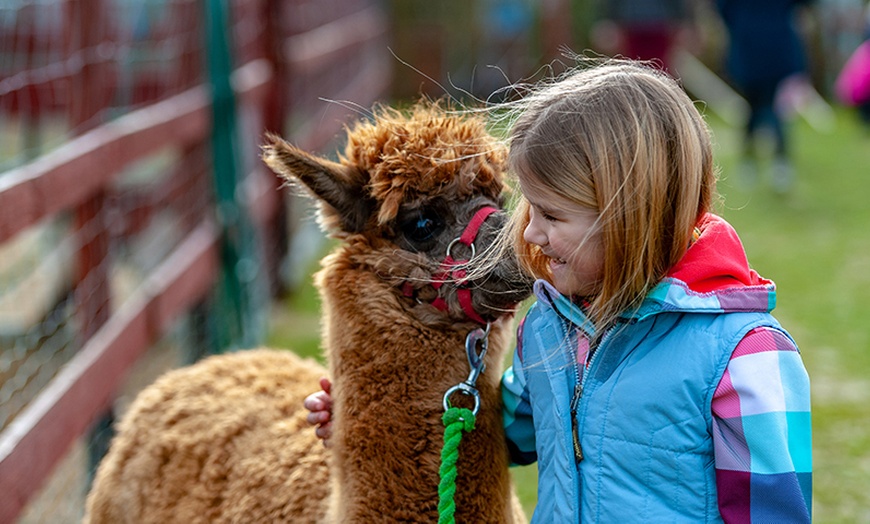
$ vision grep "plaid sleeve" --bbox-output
[502,317,537,465]
[711,326,812,523]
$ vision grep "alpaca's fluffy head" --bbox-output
[263,101,533,324]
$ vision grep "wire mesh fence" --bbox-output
[0,0,207,169]
[0,0,216,404]
[0,0,312,520]
[0,1,229,520]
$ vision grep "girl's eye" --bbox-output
[400,210,445,244]
[530,204,558,223]
[535,207,557,222]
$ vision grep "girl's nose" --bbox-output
[523,218,546,247]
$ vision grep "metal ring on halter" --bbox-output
[446,237,475,260]
[442,382,481,416]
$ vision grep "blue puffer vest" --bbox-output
[519,281,786,523]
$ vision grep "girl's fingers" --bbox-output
[315,422,333,445]
[304,377,335,441]
[303,390,332,411]
[306,411,326,425]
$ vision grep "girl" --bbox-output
[305,60,812,522]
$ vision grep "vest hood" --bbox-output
[645,213,777,318]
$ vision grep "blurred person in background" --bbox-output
[590,0,700,75]
[716,0,816,192]
[475,0,535,99]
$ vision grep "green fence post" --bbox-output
[203,0,265,352]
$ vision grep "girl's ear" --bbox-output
[261,134,375,234]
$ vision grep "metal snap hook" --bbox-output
[442,323,491,416]
[464,325,489,385]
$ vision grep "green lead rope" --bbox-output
[437,406,476,524]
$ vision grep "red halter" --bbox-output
[409,205,498,324]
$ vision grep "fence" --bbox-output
[0,0,389,521]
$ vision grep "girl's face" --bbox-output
[521,181,604,298]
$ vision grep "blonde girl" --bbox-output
[499,60,810,522]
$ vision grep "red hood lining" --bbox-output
[666,214,772,294]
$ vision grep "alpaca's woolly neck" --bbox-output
[317,252,520,523]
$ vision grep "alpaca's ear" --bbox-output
[262,134,375,233]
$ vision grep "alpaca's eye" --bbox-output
[400,210,445,244]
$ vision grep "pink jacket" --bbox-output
[836,40,870,106]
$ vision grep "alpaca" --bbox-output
[84,102,533,523]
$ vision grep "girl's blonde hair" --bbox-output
[501,59,716,331]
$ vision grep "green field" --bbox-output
[267,106,870,522]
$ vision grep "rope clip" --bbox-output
[442,323,490,416]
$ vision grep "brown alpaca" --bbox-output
[84,102,533,523]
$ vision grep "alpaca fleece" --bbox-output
[85,350,331,523]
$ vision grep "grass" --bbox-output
[266,106,870,522]
[266,253,327,364]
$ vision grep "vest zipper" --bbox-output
[570,381,583,462]
[561,318,585,464]
[570,323,619,464]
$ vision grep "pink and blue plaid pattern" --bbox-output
[712,326,812,522]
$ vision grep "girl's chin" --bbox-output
[549,270,589,298]
[548,274,575,296]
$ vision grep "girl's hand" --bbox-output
[303,377,333,447]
